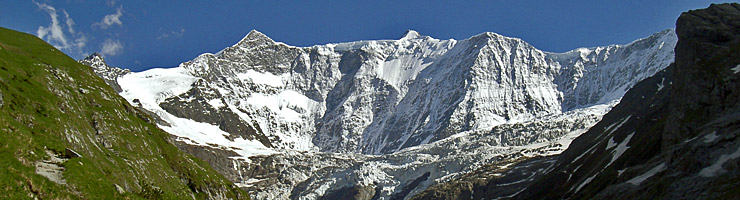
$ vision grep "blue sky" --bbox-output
[2,1,736,71]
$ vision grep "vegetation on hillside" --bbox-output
[0,27,249,199]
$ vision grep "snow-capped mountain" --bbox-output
[82,28,676,199]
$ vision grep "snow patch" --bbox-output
[164,112,275,158]
[606,137,618,149]
[118,67,198,106]
[703,131,719,143]
[377,54,432,90]
[604,115,631,135]
[656,77,665,91]
[699,144,740,177]
[246,90,317,122]
[236,178,265,188]
[553,128,590,155]
[574,175,596,193]
[208,98,224,109]
[605,132,634,168]
[400,30,421,40]
[627,163,666,185]
[237,69,284,87]
[731,64,740,74]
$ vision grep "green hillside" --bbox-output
[0,27,249,199]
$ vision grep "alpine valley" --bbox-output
[81,15,680,200]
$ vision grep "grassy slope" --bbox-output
[0,27,249,199]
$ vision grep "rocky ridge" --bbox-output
[78,53,130,92]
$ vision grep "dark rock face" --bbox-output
[390,172,431,200]
[319,185,378,200]
[512,3,740,199]
[411,156,557,200]
[514,63,676,199]
[172,140,244,183]
[665,3,740,149]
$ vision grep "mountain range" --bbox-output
[81,16,676,199]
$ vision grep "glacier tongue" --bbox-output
[94,29,677,199]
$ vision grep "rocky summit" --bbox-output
[83,20,678,198]
[78,53,130,93]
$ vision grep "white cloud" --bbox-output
[106,0,117,7]
[62,10,75,34]
[34,1,87,56]
[157,28,186,40]
[100,39,123,56]
[73,36,87,50]
[94,6,123,29]
[35,2,65,47]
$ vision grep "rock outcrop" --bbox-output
[78,53,130,92]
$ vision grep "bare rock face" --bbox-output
[411,156,557,200]
[665,3,740,148]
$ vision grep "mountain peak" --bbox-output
[79,52,130,92]
[83,52,105,62]
[236,29,275,47]
[471,32,505,40]
[400,29,422,40]
[246,29,269,39]
[80,53,108,69]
